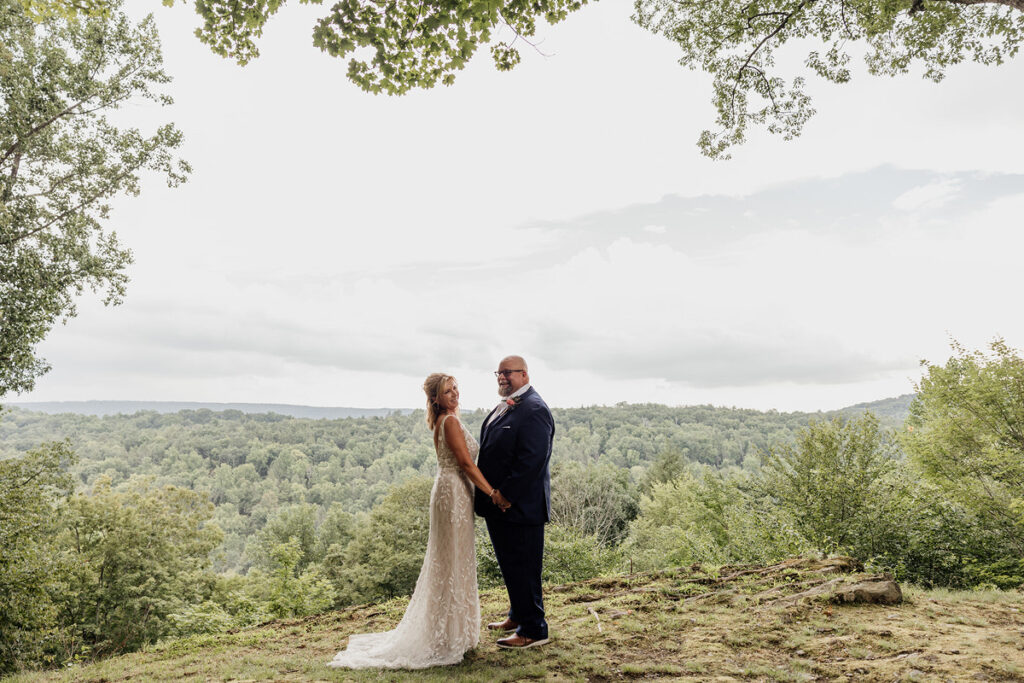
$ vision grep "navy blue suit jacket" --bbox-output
[474,387,554,525]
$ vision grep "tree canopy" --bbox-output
[0,0,189,398]
[30,0,1021,157]
[637,0,1023,156]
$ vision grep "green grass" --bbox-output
[903,584,1021,604]
[5,557,1024,682]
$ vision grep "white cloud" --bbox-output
[28,168,1024,412]
[11,3,1024,413]
[892,179,961,212]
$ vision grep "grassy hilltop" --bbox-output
[7,558,1022,683]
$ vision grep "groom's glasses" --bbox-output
[494,369,525,377]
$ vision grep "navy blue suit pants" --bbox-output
[485,517,547,640]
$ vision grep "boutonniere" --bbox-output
[505,395,523,411]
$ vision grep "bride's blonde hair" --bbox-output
[423,373,456,428]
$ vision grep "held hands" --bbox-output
[490,488,511,512]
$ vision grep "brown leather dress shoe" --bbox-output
[487,618,519,632]
[496,633,550,649]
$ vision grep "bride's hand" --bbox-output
[491,489,511,511]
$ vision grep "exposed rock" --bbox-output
[832,576,903,605]
[774,574,902,606]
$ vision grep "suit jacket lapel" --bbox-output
[482,387,536,448]
[482,403,514,448]
[481,405,500,445]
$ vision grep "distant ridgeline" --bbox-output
[5,400,412,419]
[833,394,915,421]
[0,395,912,572]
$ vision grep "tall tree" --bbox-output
[623,469,809,570]
[0,0,189,398]
[0,441,75,673]
[550,460,639,545]
[328,476,432,603]
[763,412,898,553]
[904,338,1024,554]
[55,477,223,657]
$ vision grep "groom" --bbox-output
[475,355,555,649]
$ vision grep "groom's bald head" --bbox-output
[500,355,528,372]
[496,355,530,396]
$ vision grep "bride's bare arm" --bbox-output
[442,417,498,497]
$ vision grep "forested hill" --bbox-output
[0,395,912,572]
[835,393,914,420]
[5,400,411,419]
[4,394,914,421]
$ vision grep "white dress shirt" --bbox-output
[485,383,531,427]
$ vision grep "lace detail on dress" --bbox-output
[327,414,480,669]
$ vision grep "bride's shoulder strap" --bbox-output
[438,413,454,437]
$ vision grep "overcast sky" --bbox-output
[16,1,1024,412]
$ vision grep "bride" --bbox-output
[328,373,507,669]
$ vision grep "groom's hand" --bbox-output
[491,489,511,511]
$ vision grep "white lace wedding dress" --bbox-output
[327,414,480,669]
